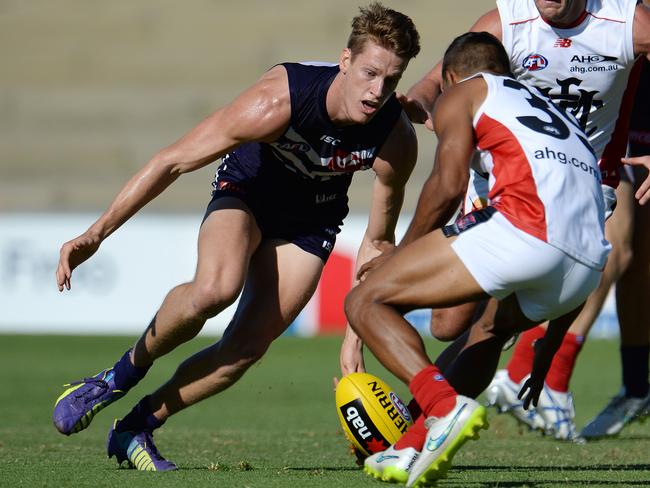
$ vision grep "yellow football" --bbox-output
[335,372,413,457]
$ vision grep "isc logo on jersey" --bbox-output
[522,54,548,71]
[335,372,412,458]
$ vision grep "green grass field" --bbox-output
[1,334,649,487]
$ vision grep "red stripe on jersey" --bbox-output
[587,12,626,24]
[600,57,644,188]
[510,15,539,26]
[475,113,548,242]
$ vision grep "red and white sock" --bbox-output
[545,332,584,392]
[506,325,546,383]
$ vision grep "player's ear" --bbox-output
[340,48,352,74]
[442,70,457,92]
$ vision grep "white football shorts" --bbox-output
[451,211,601,322]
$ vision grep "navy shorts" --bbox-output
[203,162,345,262]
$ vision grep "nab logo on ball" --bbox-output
[522,54,548,71]
[335,372,413,458]
[339,399,390,454]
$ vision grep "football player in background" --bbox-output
[345,32,610,485]
[51,2,420,471]
[581,57,650,438]
[398,0,650,440]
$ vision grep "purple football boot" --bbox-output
[53,368,126,435]
[107,420,178,471]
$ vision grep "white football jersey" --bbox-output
[471,73,610,270]
[497,0,638,186]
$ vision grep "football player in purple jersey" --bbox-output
[52,2,420,470]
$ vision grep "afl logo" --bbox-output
[389,392,412,423]
[522,54,548,71]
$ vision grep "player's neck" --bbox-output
[325,73,355,126]
[540,2,588,29]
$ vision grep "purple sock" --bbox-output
[621,344,650,398]
[112,349,150,392]
[116,396,164,433]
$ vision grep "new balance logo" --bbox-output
[554,38,572,48]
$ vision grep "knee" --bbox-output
[429,306,477,341]
[344,286,374,335]
[220,330,272,371]
[190,279,243,319]
[430,310,467,342]
[606,238,634,280]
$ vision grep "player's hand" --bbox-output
[56,231,102,291]
[395,93,434,131]
[622,156,650,204]
[517,374,544,410]
[339,333,365,377]
[356,241,397,281]
[518,336,551,409]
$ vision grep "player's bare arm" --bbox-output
[355,81,479,281]
[403,9,502,129]
[340,112,417,375]
[56,66,292,291]
[399,79,482,247]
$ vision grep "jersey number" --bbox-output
[503,78,570,139]
[503,79,595,157]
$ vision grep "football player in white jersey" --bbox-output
[393,0,650,441]
[581,56,650,438]
[345,31,609,486]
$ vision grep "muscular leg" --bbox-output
[145,239,324,421]
[429,302,481,341]
[434,299,494,372]
[616,165,650,397]
[131,197,262,367]
[51,197,263,436]
[617,170,650,345]
[345,230,488,384]
[442,298,514,397]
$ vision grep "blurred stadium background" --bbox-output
[1,0,617,337]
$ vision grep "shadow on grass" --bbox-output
[281,466,361,472]
[459,464,650,472]
[444,482,650,487]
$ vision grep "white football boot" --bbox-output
[363,445,419,484]
[536,384,579,441]
[580,388,650,439]
[485,370,546,431]
[406,396,488,487]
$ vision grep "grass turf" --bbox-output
[0,334,649,487]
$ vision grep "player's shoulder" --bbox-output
[248,65,291,109]
[496,0,538,24]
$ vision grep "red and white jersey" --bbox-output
[498,0,638,186]
[472,73,610,270]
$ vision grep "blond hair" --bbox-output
[348,2,420,60]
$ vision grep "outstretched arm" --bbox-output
[403,9,502,129]
[56,66,291,291]
[340,113,417,376]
